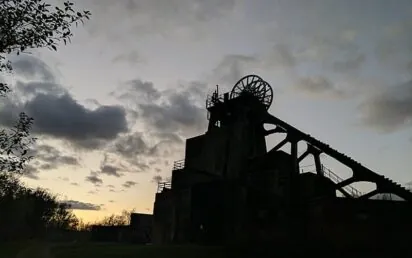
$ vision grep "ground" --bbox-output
[2,241,408,258]
[2,241,227,258]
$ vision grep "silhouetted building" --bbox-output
[130,213,152,244]
[152,75,412,251]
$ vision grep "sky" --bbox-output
[1,0,412,222]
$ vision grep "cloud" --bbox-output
[122,180,137,188]
[407,60,412,74]
[16,81,67,97]
[58,177,69,182]
[375,19,412,64]
[113,132,149,159]
[151,175,163,184]
[358,80,412,132]
[97,154,125,177]
[85,0,240,40]
[265,44,297,68]
[85,172,103,186]
[99,164,123,177]
[22,165,40,180]
[333,53,366,73]
[0,55,129,149]
[294,76,345,97]
[63,200,101,211]
[212,54,259,86]
[30,144,79,170]
[26,93,128,148]
[115,79,207,136]
[138,89,207,136]
[0,89,129,149]
[11,55,55,82]
[115,79,161,103]
[112,51,144,65]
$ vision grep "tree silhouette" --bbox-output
[0,0,91,241]
[0,0,91,174]
[94,209,135,226]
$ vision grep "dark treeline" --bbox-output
[0,173,78,241]
[0,0,94,243]
[0,172,134,242]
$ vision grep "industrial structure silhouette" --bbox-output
[152,75,412,250]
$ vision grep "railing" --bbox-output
[300,164,363,198]
[321,165,363,198]
[173,159,185,170]
[206,93,225,109]
[157,181,172,193]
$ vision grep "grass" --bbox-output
[4,240,406,258]
[51,243,227,258]
[0,241,29,257]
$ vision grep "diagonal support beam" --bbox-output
[337,188,353,198]
[335,177,356,189]
[264,127,286,136]
[358,189,379,200]
[297,150,310,163]
[269,138,288,153]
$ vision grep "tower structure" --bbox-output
[152,75,412,249]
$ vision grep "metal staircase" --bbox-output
[320,165,363,197]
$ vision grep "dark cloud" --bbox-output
[63,200,101,211]
[71,182,79,186]
[151,175,163,184]
[85,172,103,186]
[11,55,54,81]
[97,154,127,177]
[114,132,148,159]
[15,81,67,97]
[22,165,40,180]
[88,190,98,195]
[31,144,79,170]
[114,79,161,103]
[0,91,129,149]
[358,80,412,132]
[294,76,345,98]
[114,79,207,136]
[0,55,128,150]
[100,149,148,174]
[152,132,183,144]
[26,93,128,148]
[333,53,366,73]
[122,180,137,188]
[100,164,123,177]
[138,90,207,135]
